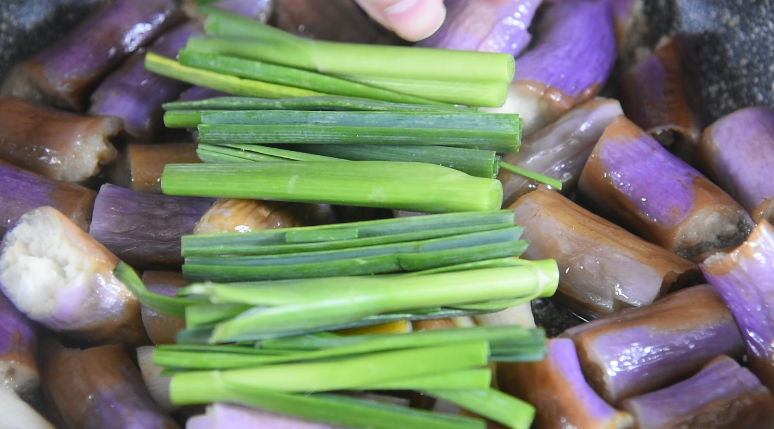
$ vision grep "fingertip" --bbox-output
[383,0,446,42]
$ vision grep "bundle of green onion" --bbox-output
[146,7,514,107]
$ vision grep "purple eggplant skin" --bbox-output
[617,37,705,159]
[140,271,187,346]
[499,98,623,207]
[88,21,203,140]
[176,86,230,102]
[188,402,339,429]
[490,0,616,137]
[619,356,774,429]
[0,159,96,236]
[701,220,774,393]
[0,0,183,112]
[563,284,745,405]
[578,116,754,259]
[89,184,214,270]
[498,338,634,429]
[0,97,120,183]
[697,107,774,224]
[509,186,698,319]
[207,0,274,21]
[0,292,39,397]
[40,338,180,429]
[417,0,541,57]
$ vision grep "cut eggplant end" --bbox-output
[0,206,146,346]
[137,345,178,413]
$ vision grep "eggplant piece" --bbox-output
[499,98,623,207]
[177,86,230,102]
[563,284,745,404]
[488,0,616,137]
[41,339,179,429]
[1,0,182,112]
[0,97,119,182]
[90,184,214,269]
[188,403,338,429]
[88,22,202,140]
[617,37,704,159]
[0,387,56,429]
[509,186,698,318]
[412,319,457,331]
[0,159,96,236]
[110,143,201,194]
[417,0,541,57]
[193,198,301,235]
[697,107,774,224]
[700,220,774,393]
[0,207,148,347]
[473,303,536,329]
[273,0,404,45]
[137,345,177,413]
[498,338,634,429]
[578,116,754,259]
[140,271,187,345]
[619,356,774,429]
[0,292,39,396]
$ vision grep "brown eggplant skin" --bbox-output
[0,97,119,183]
[40,338,180,429]
[193,199,301,235]
[509,186,698,319]
[140,271,187,346]
[0,158,96,236]
[563,285,745,404]
[109,143,201,194]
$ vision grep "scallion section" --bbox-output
[163,96,474,112]
[161,162,503,213]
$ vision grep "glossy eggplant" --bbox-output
[563,284,745,404]
[0,159,96,236]
[498,338,634,429]
[0,207,148,346]
[418,0,541,57]
[1,0,182,111]
[89,22,202,140]
[489,0,616,137]
[0,292,39,396]
[90,184,214,269]
[193,198,301,235]
[619,356,774,429]
[697,106,774,224]
[110,143,200,194]
[578,116,753,259]
[140,271,187,345]
[41,339,179,429]
[509,186,698,318]
[618,37,704,159]
[701,220,774,393]
[499,98,623,206]
[0,97,119,182]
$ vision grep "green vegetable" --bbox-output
[145,52,323,99]
[161,162,503,213]
[162,96,474,112]
[426,388,536,429]
[178,50,444,105]
[113,261,201,318]
[500,162,564,190]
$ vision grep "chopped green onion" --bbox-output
[163,96,474,112]
[178,50,445,106]
[196,8,515,84]
[113,261,202,318]
[196,143,339,163]
[161,162,503,213]
[500,162,564,190]
[197,124,519,152]
[145,52,324,99]
[426,389,535,429]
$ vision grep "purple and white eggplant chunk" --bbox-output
[499,97,623,206]
[578,116,754,259]
[0,207,148,346]
[510,186,698,319]
[701,220,774,393]
[619,356,774,429]
[563,284,745,404]
[0,0,183,112]
[0,292,39,397]
[697,106,774,224]
[498,338,634,429]
[488,0,616,137]
[187,403,342,429]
